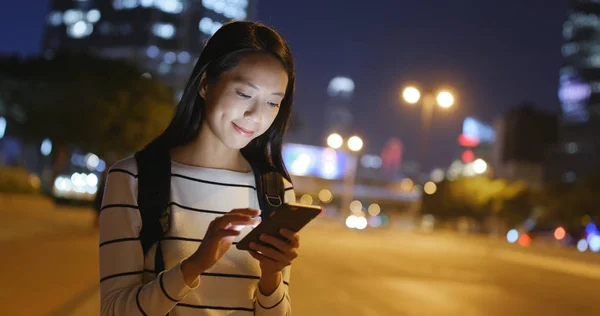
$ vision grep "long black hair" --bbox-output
[148,21,295,182]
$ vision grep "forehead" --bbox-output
[222,53,288,90]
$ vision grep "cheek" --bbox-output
[260,110,279,132]
[208,97,239,119]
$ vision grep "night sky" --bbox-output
[0,0,568,170]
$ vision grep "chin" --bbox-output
[224,137,253,150]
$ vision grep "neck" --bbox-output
[170,123,251,172]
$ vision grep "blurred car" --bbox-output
[52,172,99,204]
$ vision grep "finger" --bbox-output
[212,229,241,239]
[229,208,261,217]
[260,234,293,253]
[215,214,260,229]
[248,250,262,261]
[248,250,278,264]
[279,229,300,247]
[250,242,291,265]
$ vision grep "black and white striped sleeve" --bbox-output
[99,158,200,316]
[254,178,295,315]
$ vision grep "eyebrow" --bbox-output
[233,77,285,97]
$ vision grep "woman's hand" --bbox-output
[248,228,300,275]
[181,208,261,286]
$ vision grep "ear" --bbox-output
[198,72,208,99]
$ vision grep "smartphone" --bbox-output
[236,202,322,251]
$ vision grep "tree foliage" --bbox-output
[0,53,174,158]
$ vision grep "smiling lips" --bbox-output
[232,122,255,137]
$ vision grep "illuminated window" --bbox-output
[156,0,184,14]
[586,55,600,68]
[86,9,101,23]
[47,11,62,26]
[199,17,222,35]
[158,62,171,74]
[113,0,139,10]
[177,51,191,63]
[202,0,248,19]
[146,45,160,58]
[152,23,176,39]
[67,21,93,38]
[563,21,573,40]
[561,43,579,57]
[571,13,600,27]
[565,142,579,154]
[63,9,84,24]
[164,52,177,64]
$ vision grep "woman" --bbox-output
[99,21,298,315]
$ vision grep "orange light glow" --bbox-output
[554,227,566,240]
[518,234,531,247]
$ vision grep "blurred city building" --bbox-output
[324,76,354,137]
[281,142,419,223]
[550,0,600,182]
[560,0,600,122]
[492,104,558,187]
[442,116,497,180]
[458,116,495,164]
[42,0,257,90]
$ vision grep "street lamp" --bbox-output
[347,136,363,152]
[327,133,343,149]
[473,158,488,174]
[401,86,456,178]
[326,133,364,221]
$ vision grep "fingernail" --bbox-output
[259,234,266,240]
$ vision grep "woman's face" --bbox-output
[200,53,288,150]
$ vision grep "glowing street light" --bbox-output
[436,91,454,108]
[327,133,343,149]
[402,86,421,104]
[400,84,457,174]
[423,181,437,195]
[347,135,363,152]
[473,159,488,174]
[326,133,365,221]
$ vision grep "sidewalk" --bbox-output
[0,193,100,315]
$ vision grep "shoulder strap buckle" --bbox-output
[265,194,283,207]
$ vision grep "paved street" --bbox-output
[1,196,599,315]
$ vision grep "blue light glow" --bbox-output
[506,229,519,243]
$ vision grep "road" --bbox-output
[1,197,599,315]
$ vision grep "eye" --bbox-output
[236,90,251,99]
[267,102,280,108]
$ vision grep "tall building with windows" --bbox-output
[325,76,354,136]
[560,0,600,122]
[43,0,257,89]
[550,0,600,182]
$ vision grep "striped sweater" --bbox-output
[99,157,295,316]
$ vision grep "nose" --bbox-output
[243,100,261,121]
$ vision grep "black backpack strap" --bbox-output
[135,146,171,277]
[254,170,285,220]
